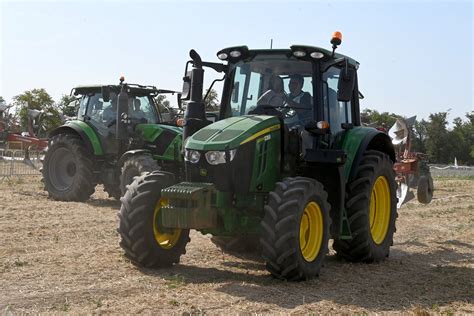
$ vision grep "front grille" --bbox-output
[185,141,255,193]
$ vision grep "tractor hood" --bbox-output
[185,115,281,151]
[135,123,183,161]
[136,123,182,142]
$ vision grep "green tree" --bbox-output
[58,94,79,117]
[0,96,6,120]
[155,94,180,122]
[411,119,427,153]
[424,112,451,164]
[204,89,219,111]
[155,94,170,112]
[13,88,62,137]
[155,94,171,112]
[448,112,474,165]
[467,113,474,163]
[360,108,400,128]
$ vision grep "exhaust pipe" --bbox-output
[183,50,208,141]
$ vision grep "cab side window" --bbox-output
[230,69,262,116]
[78,96,89,119]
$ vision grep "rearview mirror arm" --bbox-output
[203,75,226,103]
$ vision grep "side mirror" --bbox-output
[337,66,355,102]
[232,81,240,103]
[101,86,111,102]
[181,72,192,101]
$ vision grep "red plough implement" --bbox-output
[388,116,434,207]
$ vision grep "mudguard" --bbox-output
[340,127,395,182]
[118,149,152,167]
[49,121,103,155]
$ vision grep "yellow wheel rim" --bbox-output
[370,176,391,244]
[152,198,181,249]
[299,201,324,262]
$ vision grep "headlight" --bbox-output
[217,52,228,60]
[310,51,325,59]
[205,149,237,165]
[293,50,306,57]
[229,50,242,58]
[184,149,201,163]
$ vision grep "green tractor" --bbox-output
[118,33,398,280]
[43,78,183,201]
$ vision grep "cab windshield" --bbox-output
[227,55,314,128]
[79,93,160,127]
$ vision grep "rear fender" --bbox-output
[341,127,395,182]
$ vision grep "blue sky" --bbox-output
[1,0,473,121]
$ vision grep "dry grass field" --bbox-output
[0,176,472,314]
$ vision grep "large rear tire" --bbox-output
[260,177,330,281]
[334,150,397,262]
[118,171,190,268]
[42,134,95,201]
[119,154,160,196]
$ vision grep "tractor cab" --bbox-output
[72,82,180,155]
[214,46,360,147]
[180,35,364,182]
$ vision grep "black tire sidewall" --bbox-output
[334,151,398,262]
[43,134,95,200]
[294,189,331,276]
[120,154,160,195]
[261,177,331,280]
[366,157,398,259]
[119,171,189,267]
[138,185,190,258]
[120,164,140,194]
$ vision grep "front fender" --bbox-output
[118,149,152,167]
[49,121,103,156]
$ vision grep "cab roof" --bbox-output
[72,84,179,97]
[219,45,359,68]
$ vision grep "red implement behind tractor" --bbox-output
[388,116,434,207]
[1,105,48,168]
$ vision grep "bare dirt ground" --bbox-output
[1,177,473,314]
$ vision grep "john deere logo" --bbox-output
[200,168,208,176]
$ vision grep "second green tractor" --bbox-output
[118,33,398,281]
[43,80,183,201]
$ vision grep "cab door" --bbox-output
[322,66,355,142]
[83,92,119,155]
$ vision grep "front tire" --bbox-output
[334,150,397,262]
[260,177,330,281]
[118,171,190,268]
[42,133,95,201]
[120,154,160,196]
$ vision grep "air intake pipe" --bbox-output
[183,50,208,141]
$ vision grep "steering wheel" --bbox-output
[251,104,305,119]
